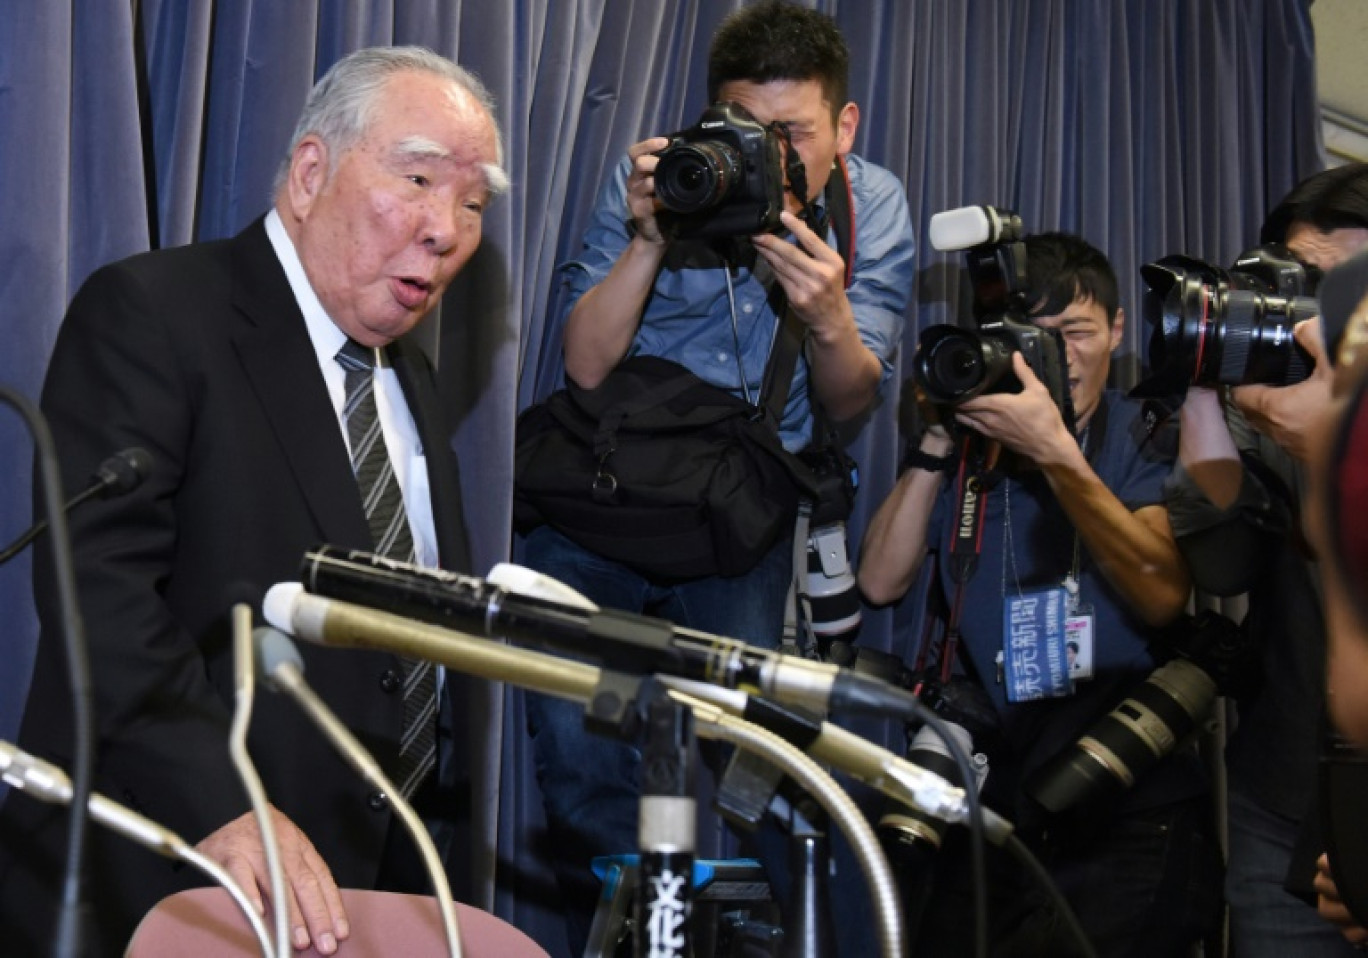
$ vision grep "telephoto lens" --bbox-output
[805,522,861,648]
[1025,658,1217,815]
[877,677,994,939]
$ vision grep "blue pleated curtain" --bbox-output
[0,1,1322,953]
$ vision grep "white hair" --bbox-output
[272,46,508,197]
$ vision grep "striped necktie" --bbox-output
[336,339,437,799]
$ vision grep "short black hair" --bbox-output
[707,1,850,119]
[1261,163,1368,245]
[1023,232,1120,321]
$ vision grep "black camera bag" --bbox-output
[513,346,822,578]
[513,157,855,579]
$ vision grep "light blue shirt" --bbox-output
[558,153,917,450]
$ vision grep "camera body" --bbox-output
[654,101,787,240]
[1137,242,1321,396]
[914,206,1073,421]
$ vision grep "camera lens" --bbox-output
[1140,253,1318,392]
[1216,290,1316,386]
[1025,658,1217,815]
[914,325,1015,405]
[656,141,743,214]
[806,523,861,645]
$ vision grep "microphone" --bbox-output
[0,740,275,958]
[263,586,913,957]
[253,626,465,958]
[928,205,1023,252]
[263,583,1009,838]
[0,446,152,565]
[294,546,913,719]
[1,386,96,958]
[231,608,288,958]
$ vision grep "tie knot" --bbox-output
[336,338,377,373]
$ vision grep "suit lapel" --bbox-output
[228,219,372,551]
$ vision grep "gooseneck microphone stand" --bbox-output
[0,386,94,958]
[265,586,907,957]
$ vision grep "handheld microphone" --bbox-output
[253,627,465,958]
[0,740,275,958]
[0,446,152,565]
[928,205,1023,252]
[296,546,912,719]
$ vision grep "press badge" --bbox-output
[1003,587,1072,702]
[1065,607,1095,681]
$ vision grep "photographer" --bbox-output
[518,2,915,952]
[1167,163,1368,957]
[859,232,1222,956]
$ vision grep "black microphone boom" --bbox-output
[0,446,152,565]
[298,546,912,718]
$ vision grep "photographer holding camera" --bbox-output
[1166,162,1368,957]
[517,3,915,953]
[859,232,1223,956]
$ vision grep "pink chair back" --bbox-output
[124,886,549,957]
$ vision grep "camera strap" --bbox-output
[777,156,857,660]
[926,432,999,682]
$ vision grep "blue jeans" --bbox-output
[522,525,793,955]
[1227,786,1360,957]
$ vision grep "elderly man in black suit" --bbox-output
[0,45,506,957]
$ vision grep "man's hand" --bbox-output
[954,353,1075,465]
[751,209,880,420]
[562,137,673,387]
[196,807,349,954]
[624,137,671,246]
[1232,317,1332,461]
[1314,853,1368,947]
[751,210,851,332]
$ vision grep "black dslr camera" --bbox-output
[1135,243,1321,397]
[913,206,1074,423]
[654,101,787,240]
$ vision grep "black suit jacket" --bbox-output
[0,218,472,955]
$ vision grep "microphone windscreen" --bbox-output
[94,447,152,494]
[254,626,305,686]
[928,206,994,252]
[263,582,303,634]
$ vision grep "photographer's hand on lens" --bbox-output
[195,806,349,955]
[1232,317,1333,462]
[1315,853,1368,947]
[954,353,1078,466]
[755,209,881,421]
[628,137,672,246]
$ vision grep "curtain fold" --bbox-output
[0,1,1322,954]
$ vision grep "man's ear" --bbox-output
[835,101,859,155]
[285,135,330,219]
[1110,307,1126,351]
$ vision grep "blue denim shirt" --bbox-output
[558,153,916,450]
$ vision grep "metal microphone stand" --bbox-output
[581,671,697,958]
